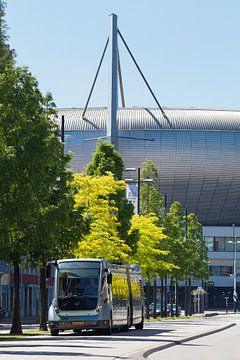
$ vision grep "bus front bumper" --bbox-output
[48,319,110,331]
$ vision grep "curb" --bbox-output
[142,322,236,358]
[204,312,218,317]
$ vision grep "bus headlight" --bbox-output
[96,304,104,313]
[54,305,60,314]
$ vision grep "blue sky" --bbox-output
[5,0,240,109]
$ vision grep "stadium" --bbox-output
[56,106,240,309]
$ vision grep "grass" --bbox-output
[0,329,49,340]
[146,315,202,321]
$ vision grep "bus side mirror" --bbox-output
[46,261,57,279]
[107,272,112,285]
[46,262,52,279]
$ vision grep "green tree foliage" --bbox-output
[186,213,209,280]
[73,173,131,263]
[0,64,79,333]
[0,1,14,70]
[140,160,164,221]
[165,202,209,280]
[86,140,138,253]
[28,161,87,330]
[130,214,175,279]
[164,201,186,281]
[86,140,124,180]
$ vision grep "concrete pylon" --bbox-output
[107,13,118,149]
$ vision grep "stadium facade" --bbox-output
[56,106,240,309]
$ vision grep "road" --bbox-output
[0,315,238,359]
[149,317,240,360]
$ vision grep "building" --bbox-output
[0,261,53,319]
[56,106,240,309]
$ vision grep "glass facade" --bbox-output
[204,236,240,252]
[209,266,233,276]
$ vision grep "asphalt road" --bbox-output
[149,317,240,360]
[0,315,237,359]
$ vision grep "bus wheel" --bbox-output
[73,329,82,335]
[135,320,144,330]
[122,308,131,331]
[135,310,144,330]
[50,329,59,336]
[103,313,112,335]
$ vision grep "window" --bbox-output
[204,236,240,252]
[237,238,240,252]
[209,266,232,276]
[214,237,225,251]
[204,237,214,251]
[225,237,233,252]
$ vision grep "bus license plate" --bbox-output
[72,321,85,326]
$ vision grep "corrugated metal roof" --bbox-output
[55,107,240,132]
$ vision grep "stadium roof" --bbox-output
[56,107,240,132]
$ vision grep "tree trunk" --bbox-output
[184,280,188,316]
[145,278,151,319]
[10,263,22,335]
[153,276,157,318]
[164,274,167,317]
[160,278,164,318]
[175,280,179,317]
[188,277,192,316]
[39,265,48,331]
[170,280,173,316]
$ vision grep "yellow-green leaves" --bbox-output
[73,173,131,263]
[130,214,174,278]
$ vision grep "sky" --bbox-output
[4,0,240,110]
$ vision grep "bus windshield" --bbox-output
[57,261,100,311]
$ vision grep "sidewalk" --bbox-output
[0,317,39,333]
[130,314,238,359]
[0,310,224,331]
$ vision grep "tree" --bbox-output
[164,201,186,315]
[140,160,164,221]
[86,140,124,180]
[28,165,87,330]
[0,64,75,334]
[139,160,167,316]
[184,213,209,315]
[130,213,176,318]
[0,3,87,334]
[73,173,131,263]
[165,201,186,278]
[165,203,209,316]
[186,213,209,281]
[86,140,138,253]
[0,1,15,70]
[130,214,174,278]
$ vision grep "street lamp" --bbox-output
[125,167,153,215]
[125,167,153,319]
[125,168,140,214]
[227,224,240,313]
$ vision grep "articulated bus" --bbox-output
[47,258,144,335]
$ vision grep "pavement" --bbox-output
[132,312,237,359]
[0,316,39,333]
[0,311,238,359]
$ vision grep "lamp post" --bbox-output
[233,224,237,313]
[125,167,153,214]
[125,167,140,214]
[231,224,238,313]
[184,208,188,316]
[125,167,153,318]
[227,224,240,313]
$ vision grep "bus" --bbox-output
[47,258,144,335]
